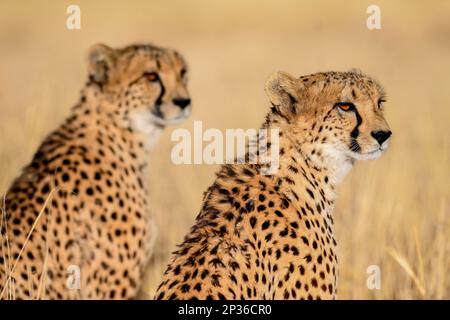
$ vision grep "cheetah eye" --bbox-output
[335,102,355,112]
[180,68,187,78]
[378,99,386,109]
[143,72,159,82]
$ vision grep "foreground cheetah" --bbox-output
[0,43,191,299]
[156,70,391,300]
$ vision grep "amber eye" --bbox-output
[144,72,159,82]
[378,99,386,109]
[335,102,354,112]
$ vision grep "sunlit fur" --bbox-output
[265,70,391,185]
[155,70,391,300]
[86,43,191,147]
[0,43,191,299]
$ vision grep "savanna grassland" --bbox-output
[0,0,448,299]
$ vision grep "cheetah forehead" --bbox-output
[116,43,187,71]
[299,70,385,98]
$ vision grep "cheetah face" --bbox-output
[87,43,191,130]
[265,70,392,164]
[331,87,391,161]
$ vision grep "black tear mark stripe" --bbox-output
[333,102,362,138]
[127,72,166,117]
[155,76,166,107]
[350,107,362,138]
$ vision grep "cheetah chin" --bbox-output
[131,106,190,130]
[152,106,191,126]
[348,143,389,161]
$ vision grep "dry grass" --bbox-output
[0,0,448,299]
[0,183,57,299]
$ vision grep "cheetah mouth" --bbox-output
[129,108,189,134]
[150,107,191,126]
[348,145,387,161]
[364,148,383,156]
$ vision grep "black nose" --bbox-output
[371,130,392,145]
[173,98,191,109]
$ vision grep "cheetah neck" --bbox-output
[277,137,337,222]
[260,116,354,222]
[265,110,355,183]
[72,84,161,152]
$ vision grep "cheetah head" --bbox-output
[87,43,191,131]
[265,70,391,178]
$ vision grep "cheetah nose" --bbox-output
[173,98,191,109]
[371,130,392,145]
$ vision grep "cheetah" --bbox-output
[155,70,391,300]
[0,43,191,299]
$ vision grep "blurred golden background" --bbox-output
[0,0,448,299]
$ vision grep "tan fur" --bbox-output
[0,43,190,299]
[155,70,391,300]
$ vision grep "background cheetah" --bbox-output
[155,70,391,300]
[0,43,191,299]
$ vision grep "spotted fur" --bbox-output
[0,43,191,299]
[155,70,391,300]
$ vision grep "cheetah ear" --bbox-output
[265,71,301,114]
[87,44,116,84]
